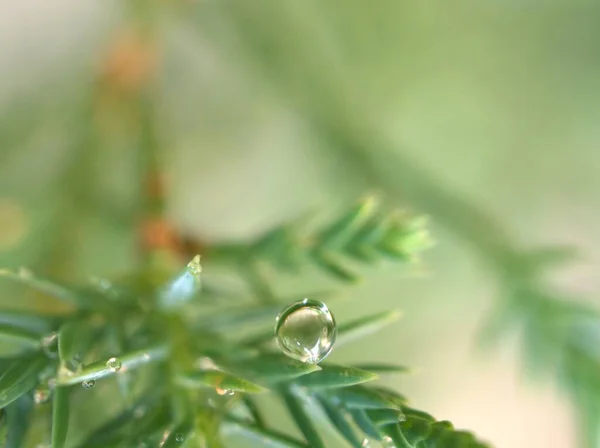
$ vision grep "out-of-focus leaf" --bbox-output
[194,304,280,331]
[328,385,401,410]
[176,370,266,394]
[0,269,95,308]
[161,421,194,448]
[51,386,70,448]
[349,409,381,440]
[315,197,377,250]
[399,418,431,446]
[241,396,265,428]
[280,388,324,448]
[309,252,358,283]
[380,423,412,448]
[367,408,405,426]
[0,324,41,357]
[222,416,309,448]
[55,345,168,386]
[315,395,364,448]
[336,311,402,346]
[223,354,321,384]
[352,363,410,375]
[0,311,59,335]
[5,393,33,448]
[294,364,378,389]
[75,388,166,447]
[58,320,94,366]
[0,356,47,408]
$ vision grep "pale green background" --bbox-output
[1,1,600,447]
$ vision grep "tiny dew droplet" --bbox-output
[216,387,234,396]
[34,385,52,405]
[175,433,185,442]
[82,379,96,389]
[187,254,202,277]
[361,439,371,448]
[275,299,337,364]
[41,332,58,359]
[381,436,395,448]
[106,357,122,372]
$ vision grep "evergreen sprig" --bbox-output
[0,205,487,448]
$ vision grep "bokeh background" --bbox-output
[2,1,600,447]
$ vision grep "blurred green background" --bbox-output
[2,1,600,447]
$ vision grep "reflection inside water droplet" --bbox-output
[82,379,96,389]
[106,357,122,372]
[175,433,185,442]
[275,299,337,364]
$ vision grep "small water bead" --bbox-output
[187,255,202,277]
[361,439,371,448]
[216,387,234,396]
[82,379,96,389]
[275,299,337,364]
[381,436,395,448]
[34,385,52,404]
[106,357,122,372]
[175,434,185,443]
[41,332,59,359]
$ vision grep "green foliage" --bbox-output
[0,204,488,448]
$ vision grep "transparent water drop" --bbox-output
[187,255,202,277]
[106,357,122,372]
[82,379,96,389]
[175,433,185,443]
[216,387,234,396]
[381,436,395,448]
[34,385,52,404]
[41,332,58,359]
[361,439,371,448]
[275,299,337,364]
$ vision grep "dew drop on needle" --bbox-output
[275,299,337,364]
[106,357,122,372]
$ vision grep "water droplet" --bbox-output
[41,332,58,359]
[143,352,151,360]
[275,299,337,364]
[381,436,395,448]
[106,357,122,372]
[361,439,371,448]
[82,379,96,389]
[216,387,234,396]
[215,387,235,396]
[34,385,52,404]
[187,255,202,277]
[175,433,185,442]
